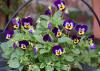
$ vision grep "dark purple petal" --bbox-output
[5,29,14,39]
[71,35,81,44]
[52,45,63,56]
[52,27,58,35]
[75,25,81,32]
[54,0,65,11]
[82,25,88,32]
[88,35,94,40]
[45,9,52,15]
[21,16,33,26]
[63,19,75,30]
[19,40,29,49]
[12,17,20,29]
[43,34,52,42]
[13,43,17,48]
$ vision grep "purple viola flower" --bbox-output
[54,0,65,11]
[12,17,20,29]
[43,34,52,42]
[52,45,63,56]
[88,35,96,49]
[5,29,14,39]
[63,19,75,31]
[89,44,96,49]
[48,23,52,30]
[71,35,81,44]
[21,16,33,29]
[75,24,88,36]
[45,9,52,15]
[13,42,17,48]
[19,40,29,49]
[34,47,38,55]
[52,27,62,38]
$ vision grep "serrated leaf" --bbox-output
[33,34,44,43]
[46,66,54,71]
[58,37,72,44]
[72,48,80,55]
[40,15,50,20]
[64,55,74,62]
[40,63,45,68]
[61,65,71,71]
[10,49,24,59]
[8,59,20,68]
[32,65,40,71]
[39,49,49,54]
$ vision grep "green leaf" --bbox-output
[52,11,63,26]
[53,11,62,18]
[32,65,40,71]
[40,15,50,20]
[72,48,80,55]
[10,49,24,59]
[61,65,71,71]
[40,63,45,68]
[45,66,54,71]
[64,55,74,62]
[8,59,20,68]
[58,37,72,44]
[39,49,49,54]
[33,34,44,43]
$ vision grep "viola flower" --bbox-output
[48,23,52,30]
[54,0,65,11]
[34,47,38,55]
[71,35,81,44]
[88,35,96,49]
[43,34,52,42]
[45,6,52,15]
[63,19,75,31]
[21,16,33,29]
[12,17,20,29]
[19,40,29,49]
[52,45,63,57]
[52,27,62,38]
[5,29,14,39]
[75,24,88,36]
[13,42,17,49]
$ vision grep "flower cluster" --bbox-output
[1,0,98,71]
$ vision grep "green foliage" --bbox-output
[0,8,99,71]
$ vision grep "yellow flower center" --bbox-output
[59,4,65,11]
[56,49,63,56]
[13,25,19,29]
[21,44,27,49]
[24,23,30,29]
[73,39,79,44]
[65,25,73,30]
[56,31,62,37]
[78,30,85,36]
[6,34,11,39]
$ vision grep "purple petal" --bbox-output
[48,23,52,29]
[13,43,17,48]
[89,44,96,49]
[22,16,33,26]
[43,34,52,42]
[34,47,38,55]
[19,40,29,48]
[52,45,63,56]
[52,27,58,35]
